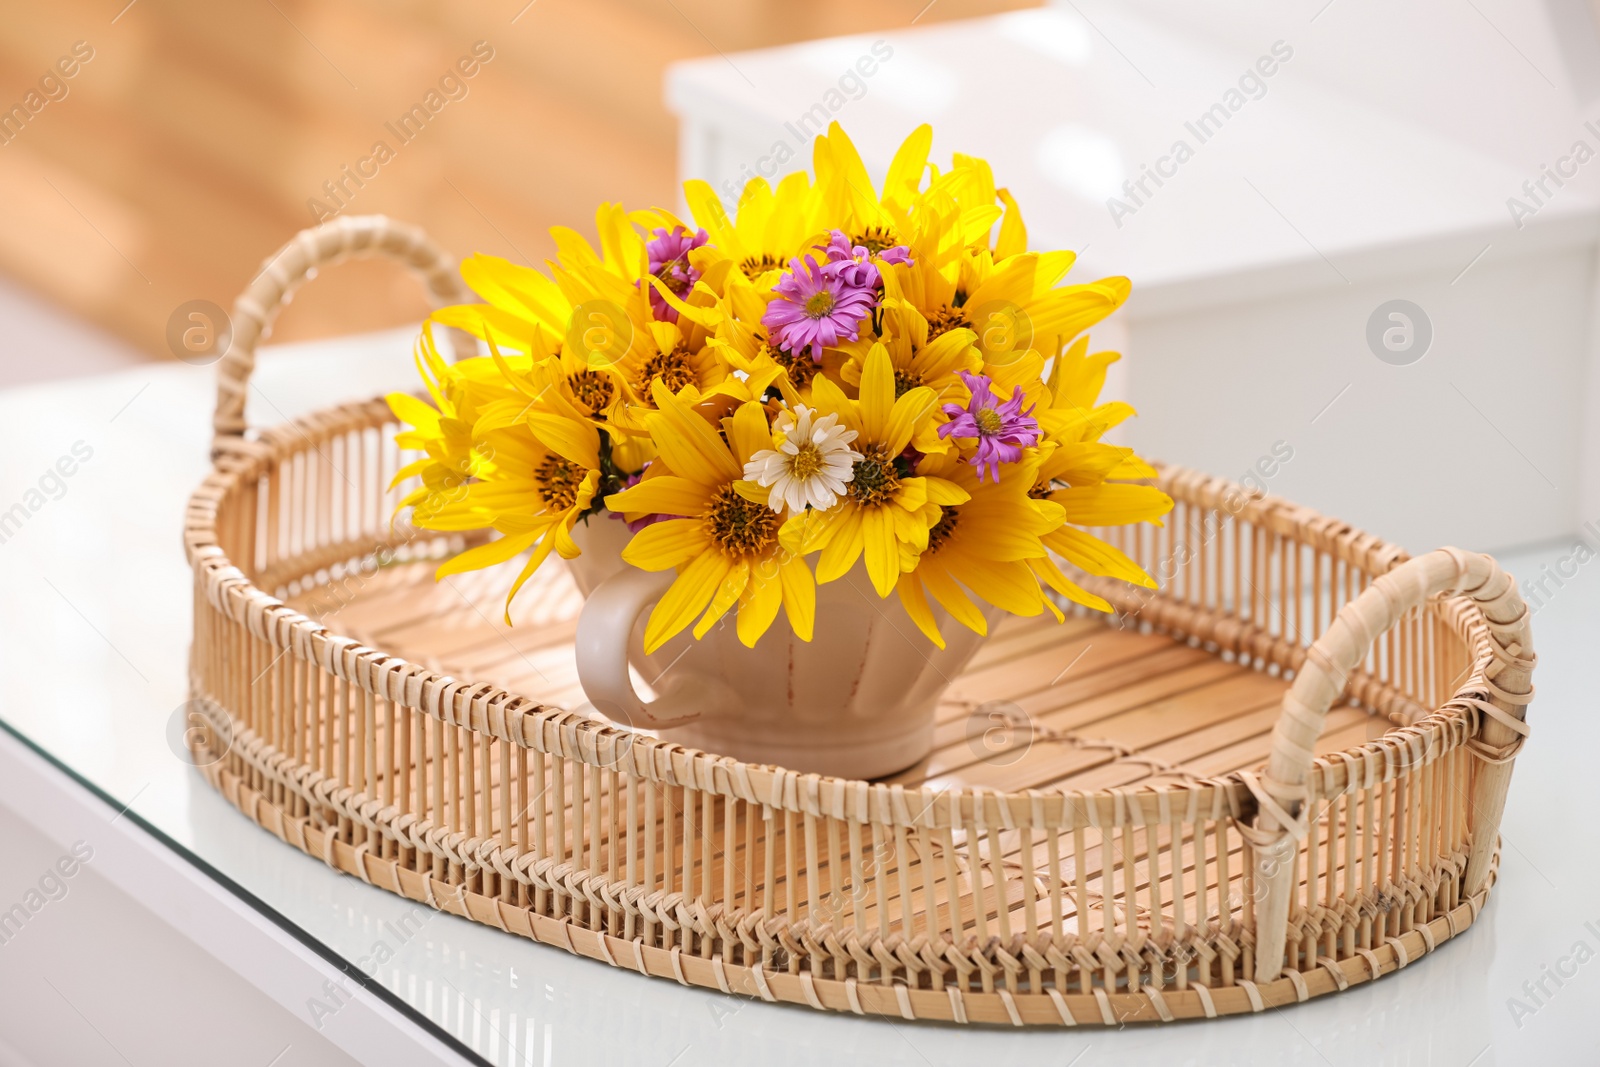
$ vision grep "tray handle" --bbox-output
[1249,547,1534,982]
[211,214,475,459]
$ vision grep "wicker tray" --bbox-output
[184,217,1535,1026]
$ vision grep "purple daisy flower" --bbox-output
[820,230,913,290]
[645,226,708,323]
[761,252,878,362]
[938,370,1040,483]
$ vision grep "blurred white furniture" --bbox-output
[667,1,1600,553]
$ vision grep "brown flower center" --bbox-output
[848,444,900,508]
[851,226,900,255]
[704,484,780,557]
[741,253,780,279]
[766,343,818,389]
[926,509,959,553]
[569,370,615,413]
[892,367,922,398]
[534,455,584,511]
[926,304,971,342]
[636,344,698,398]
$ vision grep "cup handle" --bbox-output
[574,566,722,729]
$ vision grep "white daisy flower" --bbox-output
[743,404,862,513]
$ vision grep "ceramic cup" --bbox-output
[569,521,998,779]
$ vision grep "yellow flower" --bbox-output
[906,246,1130,371]
[837,267,981,403]
[540,262,735,433]
[704,279,838,405]
[894,452,1061,648]
[391,357,604,621]
[387,324,516,516]
[681,170,828,283]
[432,253,570,354]
[605,381,816,651]
[1025,336,1173,603]
[788,342,967,597]
[549,202,649,283]
[813,123,997,259]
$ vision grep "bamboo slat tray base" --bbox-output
[188,551,1496,1026]
[297,557,1388,797]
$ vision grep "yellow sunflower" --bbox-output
[1025,336,1173,603]
[605,381,816,651]
[387,323,538,518]
[787,342,966,597]
[682,169,829,284]
[836,266,982,402]
[389,352,604,621]
[894,451,1062,648]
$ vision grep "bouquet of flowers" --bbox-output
[389,124,1172,656]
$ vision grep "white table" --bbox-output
[0,334,1597,1064]
[667,1,1600,555]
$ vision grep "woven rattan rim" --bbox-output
[182,217,1534,1023]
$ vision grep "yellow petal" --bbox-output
[920,566,990,637]
[781,508,832,555]
[1029,278,1131,344]
[994,187,1027,259]
[736,560,784,647]
[1045,525,1157,588]
[896,573,945,649]
[1052,484,1175,527]
[606,477,715,518]
[725,400,773,468]
[808,373,861,438]
[621,518,709,571]
[858,342,895,442]
[778,555,815,641]
[861,507,899,597]
[884,124,932,213]
[815,506,864,583]
[386,392,442,431]
[435,529,540,580]
[502,529,565,621]
[733,479,772,507]
[528,411,601,470]
[924,477,970,507]
[952,557,1044,616]
[884,385,938,456]
[1031,556,1113,613]
[644,550,731,653]
[648,382,742,484]
[694,560,750,639]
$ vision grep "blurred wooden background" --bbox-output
[0,0,1031,364]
